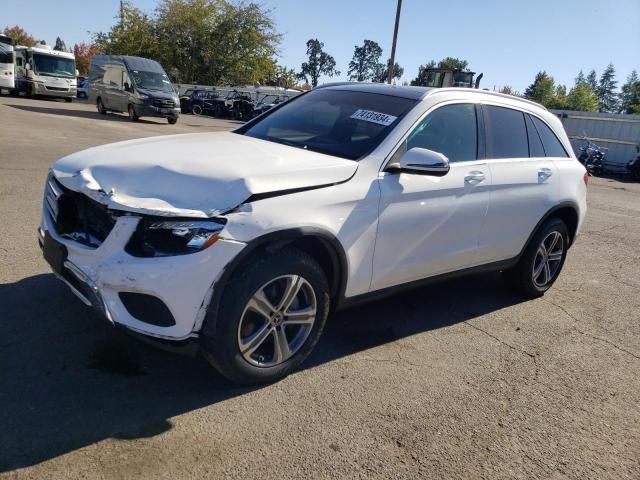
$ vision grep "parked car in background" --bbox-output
[76,77,88,98]
[180,89,218,115]
[39,84,587,385]
[88,55,180,124]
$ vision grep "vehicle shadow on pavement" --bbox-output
[5,103,162,124]
[0,271,522,471]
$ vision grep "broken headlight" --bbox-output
[126,218,226,257]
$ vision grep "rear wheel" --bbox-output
[503,218,569,298]
[97,98,107,114]
[128,104,139,122]
[201,248,330,385]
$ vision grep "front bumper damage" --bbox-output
[39,199,246,343]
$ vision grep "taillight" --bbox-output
[583,170,589,186]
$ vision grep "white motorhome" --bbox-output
[0,34,15,91]
[15,43,77,101]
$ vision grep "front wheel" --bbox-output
[201,248,330,385]
[192,104,203,115]
[65,97,73,103]
[168,116,178,125]
[97,98,107,114]
[503,218,569,298]
[128,104,139,122]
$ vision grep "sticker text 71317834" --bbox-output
[349,109,398,127]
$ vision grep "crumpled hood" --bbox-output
[51,132,358,217]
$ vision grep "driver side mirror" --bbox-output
[25,63,31,71]
[124,82,132,92]
[395,148,450,176]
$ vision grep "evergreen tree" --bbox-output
[574,70,586,86]
[586,70,598,91]
[566,84,600,111]
[597,63,618,112]
[54,37,67,51]
[524,71,556,106]
[619,70,640,114]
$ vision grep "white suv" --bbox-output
[39,84,587,384]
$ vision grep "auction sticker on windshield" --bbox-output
[350,109,397,126]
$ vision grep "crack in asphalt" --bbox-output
[462,320,536,359]
[544,299,640,361]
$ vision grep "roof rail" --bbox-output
[427,88,547,110]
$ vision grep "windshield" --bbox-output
[130,70,174,93]
[33,53,75,78]
[239,89,416,160]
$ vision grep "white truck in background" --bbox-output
[14,43,77,102]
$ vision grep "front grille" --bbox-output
[45,86,69,92]
[153,99,175,109]
[45,175,116,248]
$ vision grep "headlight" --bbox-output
[134,90,149,100]
[125,218,226,257]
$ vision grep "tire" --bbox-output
[65,97,73,103]
[632,160,640,182]
[128,104,139,122]
[503,218,569,298]
[168,116,178,125]
[192,104,203,116]
[97,98,107,114]
[201,248,330,385]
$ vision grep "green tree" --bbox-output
[54,37,67,51]
[347,39,382,82]
[93,1,157,59]
[524,71,556,105]
[373,61,403,83]
[93,0,280,85]
[619,70,640,114]
[597,63,618,112]
[3,25,37,47]
[574,70,586,86]
[437,57,469,71]
[298,38,339,87]
[586,69,598,91]
[566,83,600,111]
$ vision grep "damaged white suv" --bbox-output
[40,84,587,384]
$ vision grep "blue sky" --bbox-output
[3,0,639,92]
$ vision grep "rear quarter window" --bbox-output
[531,116,569,157]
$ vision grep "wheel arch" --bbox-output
[521,202,580,256]
[201,227,348,337]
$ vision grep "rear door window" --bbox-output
[484,105,529,159]
[531,116,569,157]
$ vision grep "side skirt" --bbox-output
[337,257,518,311]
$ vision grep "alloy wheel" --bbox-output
[532,230,564,288]
[237,275,317,367]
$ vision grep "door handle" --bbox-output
[465,171,485,184]
[538,168,553,181]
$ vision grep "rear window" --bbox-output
[239,89,416,160]
[484,105,529,159]
[531,116,569,157]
